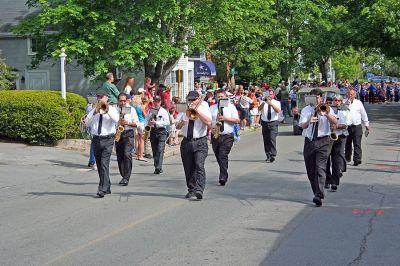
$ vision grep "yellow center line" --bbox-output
[42,201,185,266]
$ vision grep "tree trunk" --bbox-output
[318,58,329,83]
[143,56,181,86]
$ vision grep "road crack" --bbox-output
[347,185,386,266]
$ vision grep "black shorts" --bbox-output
[240,108,249,120]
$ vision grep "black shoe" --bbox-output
[269,157,275,163]
[313,196,322,207]
[324,183,330,189]
[195,191,203,200]
[88,162,95,167]
[154,169,162,174]
[265,155,270,162]
[97,191,105,198]
[345,157,351,163]
[119,179,128,186]
[185,192,196,199]
[330,185,338,191]
[144,154,153,159]
[219,180,226,186]
[353,161,361,166]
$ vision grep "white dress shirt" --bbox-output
[180,101,211,138]
[332,107,351,136]
[299,105,336,140]
[343,99,369,127]
[210,103,238,135]
[85,106,119,136]
[118,105,139,130]
[260,99,282,122]
[144,107,170,129]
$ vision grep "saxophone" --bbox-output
[143,114,155,141]
[213,106,223,139]
[115,109,125,142]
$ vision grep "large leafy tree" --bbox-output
[15,0,216,84]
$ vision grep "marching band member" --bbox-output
[344,89,370,166]
[116,93,139,186]
[258,89,282,163]
[144,95,170,174]
[210,89,240,186]
[85,90,119,198]
[325,94,350,191]
[177,91,211,200]
[299,88,337,206]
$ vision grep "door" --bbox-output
[26,70,50,90]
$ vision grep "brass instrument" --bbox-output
[316,103,330,116]
[115,110,125,142]
[213,99,229,139]
[143,114,156,140]
[96,101,109,115]
[186,95,206,120]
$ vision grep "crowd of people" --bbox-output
[82,72,380,206]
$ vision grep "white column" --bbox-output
[60,48,67,100]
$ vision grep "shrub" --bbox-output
[0,90,86,144]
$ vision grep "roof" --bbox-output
[0,0,39,33]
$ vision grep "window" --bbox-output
[27,38,38,55]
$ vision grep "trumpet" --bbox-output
[96,101,108,114]
[264,96,272,102]
[186,95,206,120]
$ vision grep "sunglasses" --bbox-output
[187,99,196,102]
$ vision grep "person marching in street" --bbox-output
[144,95,170,174]
[344,88,370,166]
[299,88,338,206]
[116,93,139,186]
[259,89,281,163]
[210,89,240,186]
[177,91,211,200]
[85,90,119,198]
[325,94,351,191]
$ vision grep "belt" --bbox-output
[349,124,361,127]
[184,136,206,141]
[261,119,278,123]
[93,134,115,139]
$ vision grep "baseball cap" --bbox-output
[138,88,145,93]
[153,95,162,102]
[187,90,199,100]
[96,89,108,97]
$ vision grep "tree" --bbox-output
[0,49,17,90]
[15,0,217,84]
[332,48,363,80]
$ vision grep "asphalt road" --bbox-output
[0,103,399,266]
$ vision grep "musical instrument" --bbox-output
[316,103,330,116]
[96,101,109,115]
[212,99,229,139]
[186,95,206,120]
[143,109,158,140]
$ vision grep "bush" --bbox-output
[0,90,86,144]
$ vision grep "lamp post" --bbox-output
[60,48,67,100]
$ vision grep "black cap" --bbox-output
[96,89,108,97]
[186,90,199,100]
[153,95,162,102]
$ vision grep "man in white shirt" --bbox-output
[177,91,211,200]
[116,93,139,186]
[344,89,370,166]
[85,90,119,198]
[258,90,282,162]
[210,89,240,186]
[299,88,337,206]
[144,95,170,174]
[325,94,351,191]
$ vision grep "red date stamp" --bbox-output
[352,208,384,215]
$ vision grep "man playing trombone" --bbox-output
[85,90,119,198]
[210,89,240,186]
[144,95,170,174]
[258,89,281,163]
[177,91,211,200]
[299,88,337,206]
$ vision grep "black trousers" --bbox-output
[116,130,134,181]
[326,136,347,186]
[261,120,279,158]
[303,136,330,198]
[150,129,167,171]
[180,137,208,193]
[92,135,114,193]
[345,125,363,163]
[211,134,234,182]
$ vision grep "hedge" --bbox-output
[0,90,86,144]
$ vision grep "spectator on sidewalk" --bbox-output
[101,72,120,106]
[123,77,135,95]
